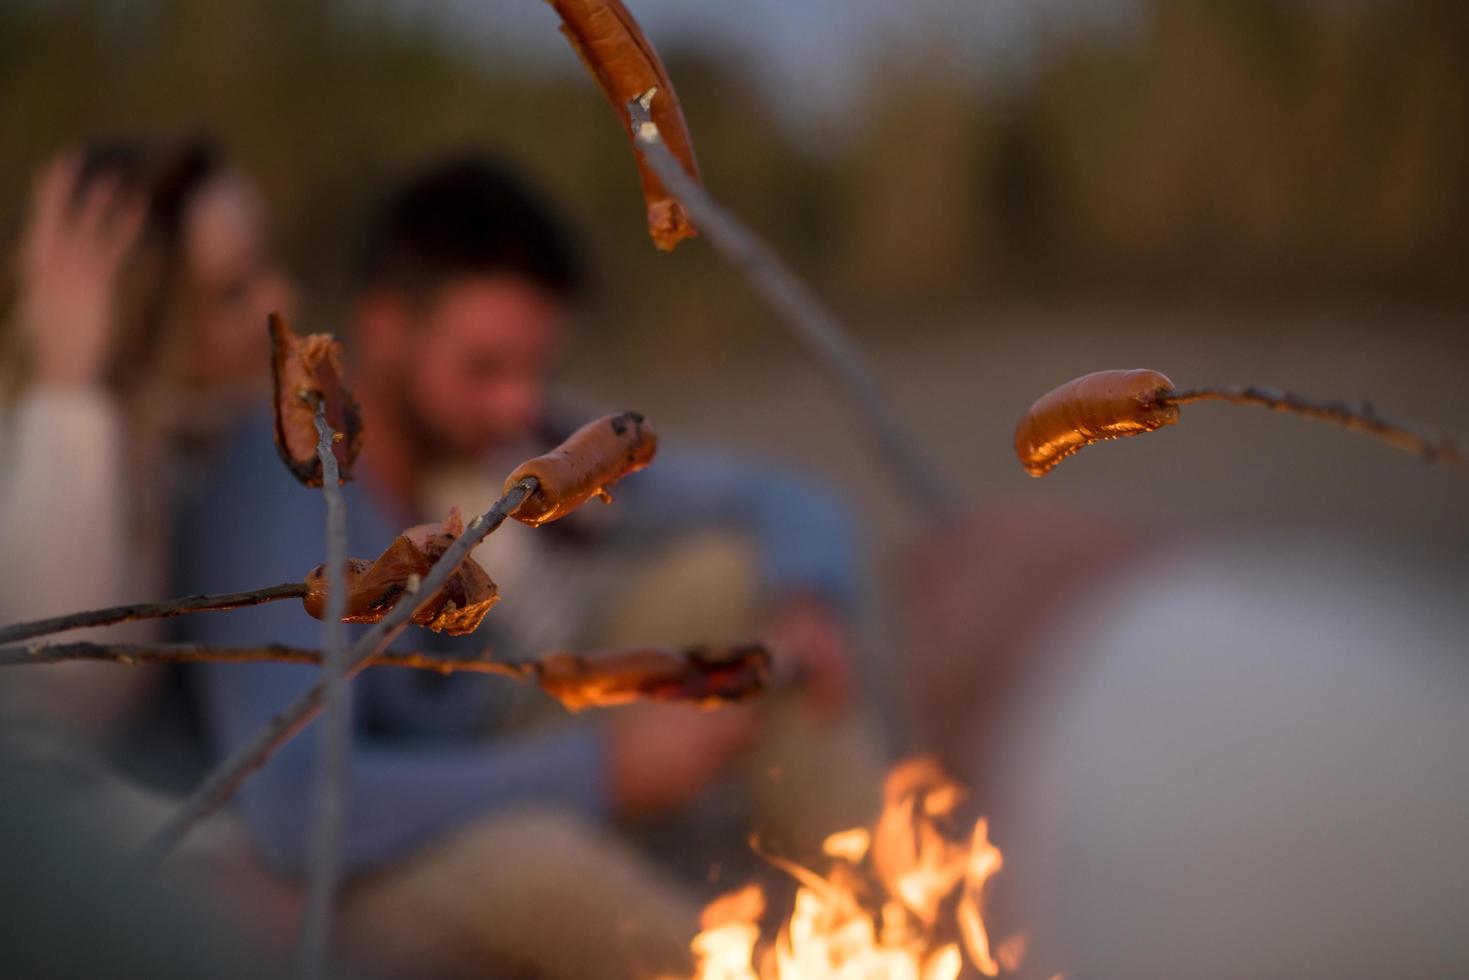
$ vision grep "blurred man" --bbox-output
[174,156,882,978]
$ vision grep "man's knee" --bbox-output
[597,532,759,648]
[343,807,699,980]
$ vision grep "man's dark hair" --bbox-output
[355,154,584,300]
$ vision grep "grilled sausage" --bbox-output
[534,644,771,711]
[303,508,498,635]
[1014,369,1179,477]
[269,312,363,487]
[548,0,701,250]
[504,411,657,526]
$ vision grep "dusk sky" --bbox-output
[370,0,1135,129]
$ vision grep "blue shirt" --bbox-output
[173,409,859,876]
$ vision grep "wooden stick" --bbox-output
[0,641,773,708]
[1164,385,1469,468]
[0,642,525,678]
[297,399,351,980]
[626,89,961,517]
[0,582,309,645]
[531,644,771,712]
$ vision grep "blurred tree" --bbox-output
[0,0,1464,356]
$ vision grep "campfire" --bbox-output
[669,757,1037,980]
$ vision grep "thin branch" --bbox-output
[0,641,524,678]
[0,637,775,714]
[626,89,960,517]
[1165,385,1469,468]
[0,641,773,710]
[130,478,539,868]
[530,644,772,712]
[298,399,351,980]
[0,582,309,645]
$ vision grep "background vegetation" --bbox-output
[2,0,1465,347]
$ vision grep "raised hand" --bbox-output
[17,152,147,387]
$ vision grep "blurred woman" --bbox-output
[0,140,297,740]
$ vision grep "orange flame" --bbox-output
[671,757,1021,980]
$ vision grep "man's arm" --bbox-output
[174,418,607,875]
